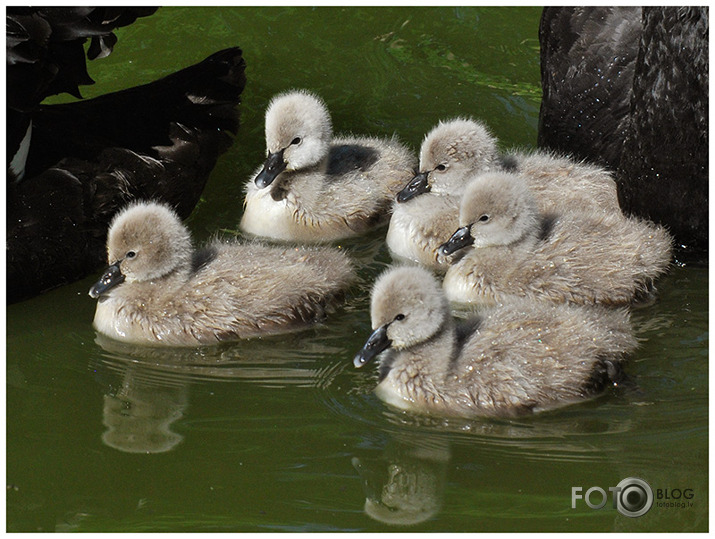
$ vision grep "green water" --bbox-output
[6,7,708,532]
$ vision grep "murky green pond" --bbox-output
[6,7,708,532]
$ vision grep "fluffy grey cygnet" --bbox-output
[439,171,672,306]
[89,201,355,346]
[386,118,621,270]
[240,89,417,242]
[354,266,637,418]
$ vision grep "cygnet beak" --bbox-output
[354,324,392,368]
[255,149,287,188]
[396,171,430,203]
[438,225,474,256]
[88,262,125,299]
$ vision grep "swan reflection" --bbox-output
[92,331,351,454]
[352,434,450,526]
[101,366,187,454]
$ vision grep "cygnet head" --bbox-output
[354,266,450,368]
[397,118,500,202]
[439,172,540,256]
[89,202,192,298]
[255,89,333,188]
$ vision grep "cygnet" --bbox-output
[354,266,636,418]
[241,89,417,242]
[439,172,672,306]
[89,201,355,346]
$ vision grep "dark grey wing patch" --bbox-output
[326,144,379,176]
[454,316,483,354]
[191,245,219,274]
[538,214,558,242]
[499,153,519,172]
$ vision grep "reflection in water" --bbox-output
[92,336,194,454]
[91,329,356,454]
[92,332,349,387]
[102,367,187,454]
[352,433,450,526]
[377,398,640,466]
[347,397,648,527]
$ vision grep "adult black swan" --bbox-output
[7,7,247,303]
[538,7,708,262]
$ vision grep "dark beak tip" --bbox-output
[254,168,276,189]
[255,150,287,188]
[88,263,125,299]
[254,174,271,189]
[353,325,392,369]
[440,226,474,256]
[396,172,430,203]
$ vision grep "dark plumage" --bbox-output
[538,7,708,260]
[537,7,641,169]
[7,7,158,114]
[7,8,247,303]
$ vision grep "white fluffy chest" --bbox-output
[374,363,446,415]
[92,297,136,343]
[385,207,421,262]
[375,379,415,412]
[240,185,297,241]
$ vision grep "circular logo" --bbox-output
[615,477,653,517]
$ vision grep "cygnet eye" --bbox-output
[435,164,447,171]
[125,250,137,259]
[477,214,490,223]
[394,313,406,321]
[291,137,302,145]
